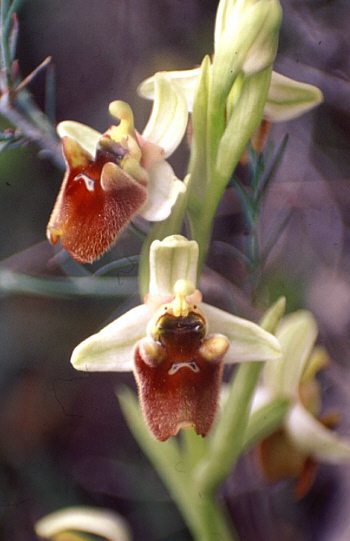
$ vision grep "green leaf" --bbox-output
[0,268,138,298]
[256,134,288,199]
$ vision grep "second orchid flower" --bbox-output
[47,74,188,263]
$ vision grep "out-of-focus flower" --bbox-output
[252,308,350,498]
[47,74,188,263]
[35,506,131,541]
[71,235,281,441]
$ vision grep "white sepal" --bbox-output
[286,403,350,464]
[141,73,188,158]
[264,310,318,397]
[264,71,324,122]
[148,235,199,296]
[138,68,201,113]
[139,160,186,221]
[202,302,282,363]
[57,121,101,157]
[71,304,151,372]
[35,506,131,541]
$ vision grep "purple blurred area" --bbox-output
[1,0,350,540]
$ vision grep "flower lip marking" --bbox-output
[168,360,200,375]
[75,173,95,192]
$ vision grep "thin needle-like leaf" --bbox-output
[45,62,56,124]
[256,133,288,199]
[93,256,139,277]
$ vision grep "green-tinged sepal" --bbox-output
[141,72,188,158]
[263,310,318,396]
[57,120,101,157]
[202,302,282,363]
[148,235,199,296]
[264,71,324,122]
[138,67,201,113]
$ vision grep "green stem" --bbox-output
[242,396,289,452]
[188,69,272,274]
[193,494,238,541]
[118,388,238,541]
[188,169,225,275]
[196,362,263,494]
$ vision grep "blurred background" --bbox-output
[1,0,350,540]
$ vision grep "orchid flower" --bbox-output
[71,235,281,441]
[35,506,131,541]
[139,69,323,125]
[138,0,323,127]
[252,305,350,497]
[47,73,188,263]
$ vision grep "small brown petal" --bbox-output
[199,334,229,361]
[295,457,318,500]
[138,338,166,368]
